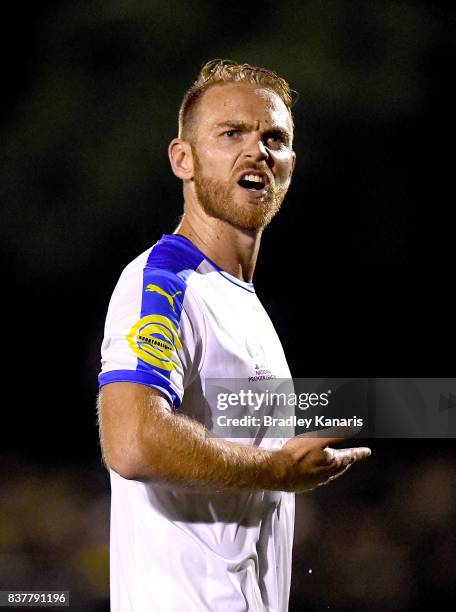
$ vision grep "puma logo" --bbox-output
[145,284,183,312]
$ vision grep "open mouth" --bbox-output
[237,172,269,197]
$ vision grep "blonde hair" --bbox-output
[178,59,296,140]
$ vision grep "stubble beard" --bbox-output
[192,152,289,231]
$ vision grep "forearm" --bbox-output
[134,406,289,491]
[99,385,288,491]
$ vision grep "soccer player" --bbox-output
[97,60,371,611]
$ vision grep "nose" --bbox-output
[244,134,269,162]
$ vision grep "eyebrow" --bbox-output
[213,120,292,143]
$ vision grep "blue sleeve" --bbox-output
[98,267,188,409]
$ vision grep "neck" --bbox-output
[175,202,263,284]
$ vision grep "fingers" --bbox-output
[323,446,371,468]
[313,446,371,489]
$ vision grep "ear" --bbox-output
[168,138,194,180]
[290,150,296,177]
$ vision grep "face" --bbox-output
[189,83,296,231]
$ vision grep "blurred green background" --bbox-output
[1,1,455,610]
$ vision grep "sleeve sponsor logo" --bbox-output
[145,284,183,312]
[127,314,182,371]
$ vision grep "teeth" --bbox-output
[244,174,263,183]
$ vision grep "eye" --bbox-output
[224,129,240,138]
[266,134,285,147]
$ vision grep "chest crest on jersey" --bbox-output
[245,336,276,382]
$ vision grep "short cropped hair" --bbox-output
[178,59,296,141]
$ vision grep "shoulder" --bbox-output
[110,235,207,326]
[114,235,206,298]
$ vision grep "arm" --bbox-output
[97,382,371,493]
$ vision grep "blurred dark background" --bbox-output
[1,1,454,610]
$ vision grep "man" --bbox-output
[97,60,371,611]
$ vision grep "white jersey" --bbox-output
[99,234,295,612]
